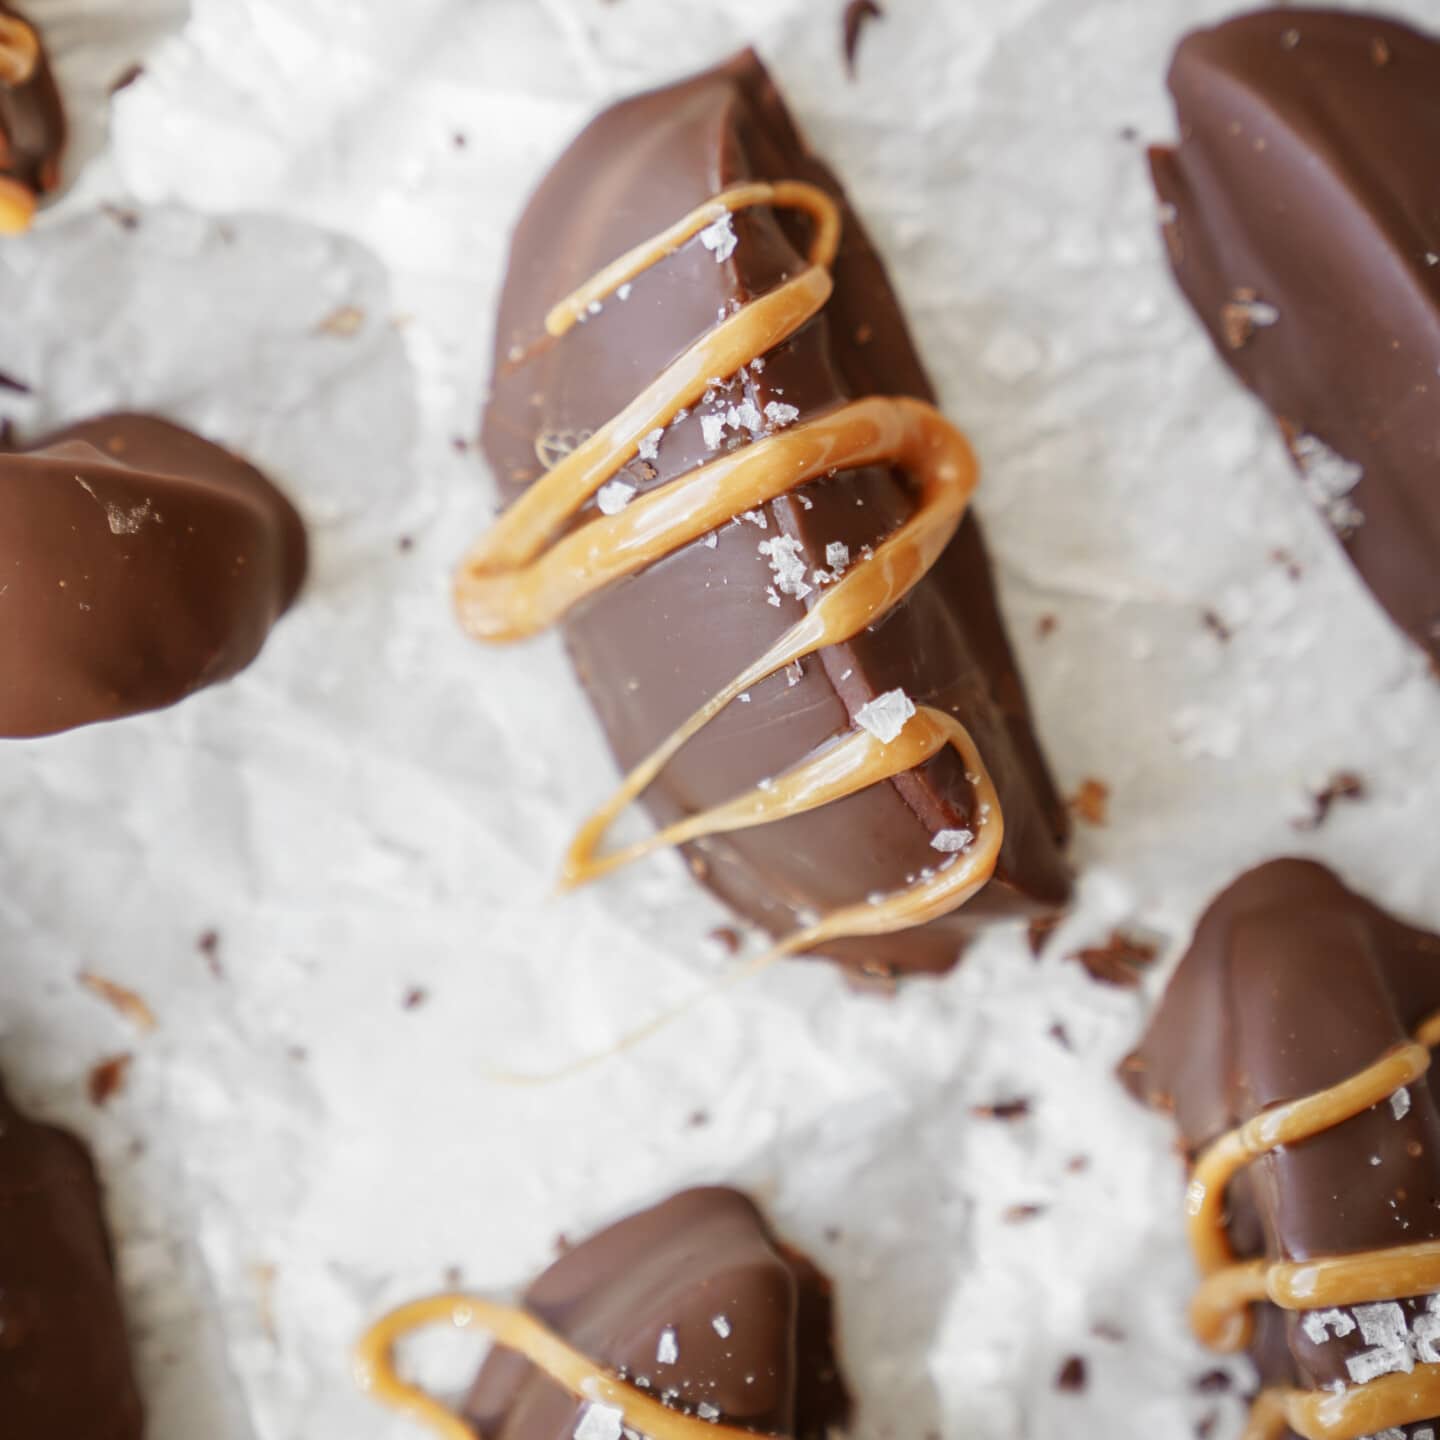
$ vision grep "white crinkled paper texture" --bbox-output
[4,1,1440,1438]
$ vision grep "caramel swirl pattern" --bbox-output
[455,181,1002,955]
[355,1292,774,1440]
[1186,1010,1440,1440]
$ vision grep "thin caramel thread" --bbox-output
[1185,1013,1440,1440]
[355,1292,772,1440]
[455,180,998,977]
[0,14,38,88]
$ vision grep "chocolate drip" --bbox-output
[0,413,306,737]
[1126,860,1440,1435]
[1151,8,1440,662]
[464,1188,849,1440]
[0,1076,143,1438]
[0,4,63,211]
[479,50,1068,974]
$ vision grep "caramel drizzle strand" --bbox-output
[0,15,40,234]
[455,181,1001,955]
[355,1292,773,1440]
[1188,1010,1440,1440]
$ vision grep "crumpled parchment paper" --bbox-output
[4,1,1439,1437]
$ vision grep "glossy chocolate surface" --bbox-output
[1126,860,1440,1417]
[465,1188,848,1440]
[0,1077,143,1438]
[0,413,306,737]
[0,3,63,199]
[480,51,1069,974]
[1152,8,1440,661]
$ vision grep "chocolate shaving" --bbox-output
[706,925,743,956]
[1293,770,1366,831]
[1002,1203,1046,1224]
[1055,1356,1088,1392]
[971,1097,1031,1121]
[197,928,225,980]
[0,368,31,394]
[402,986,429,1010]
[88,1054,133,1106]
[1067,777,1109,827]
[1048,1021,1073,1050]
[842,0,884,77]
[1035,612,1059,640]
[1069,930,1158,988]
[109,62,145,95]
[1201,608,1232,643]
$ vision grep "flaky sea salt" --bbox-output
[702,532,718,549]
[758,535,813,599]
[656,1327,679,1365]
[931,828,974,854]
[764,401,799,428]
[825,541,850,573]
[1293,433,1364,535]
[712,1315,731,1338]
[1302,1308,1356,1345]
[1347,1302,1412,1384]
[638,427,664,462]
[701,413,726,450]
[617,283,633,300]
[596,480,636,515]
[699,213,737,263]
[740,508,768,529]
[575,1404,625,1440]
[1391,1087,1411,1120]
[856,688,915,743]
[696,1403,722,1422]
[727,400,764,435]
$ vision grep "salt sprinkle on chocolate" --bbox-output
[931,828,974,853]
[699,213,738,263]
[855,688,915,743]
[764,401,799,429]
[712,1315,731,1338]
[637,427,664,462]
[597,480,636,516]
[1391,1087,1412,1120]
[656,1327,679,1365]
[575,1403,625,1440]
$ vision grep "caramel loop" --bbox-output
[456,179,1001,959]
[355,1292,774,1440]
[1186,1016,1440,1437]
[0,14,38,88]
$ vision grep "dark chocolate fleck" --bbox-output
[1055,1356,1088,1392]
[1069,930,1158,988]
[88,1054,133,1107]
[402,986,429,1010]
[842,0,884,77]
[1293,771,1366,831]
[971,1097,1031,1121]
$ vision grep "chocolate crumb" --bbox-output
[0,368,31,394]
[452,131,468,149]
[402,986,428,1011]
[110,62,145,94]
[88,1054,133,1106]
[1035,612,1058,639]
[1055,1356,1087,1392]
[1067,777,1109,826]
[842,0,884,77]
[1118,124,1139,142]
[443,1264,464,1288]
[1091,1320,1124,1342]
[1202,608,1232,643]
[706,925,742,956]
[451,435,471,454]
[1194,1370,1232,1394]
[101,203,140,231]
[1066,1154,1090,1174]
[971,1097,1031,1121]
[1293,771,1366,831]
[287,1045,309,1063]
[1048,1022,1073,1050]
[1270,547,1303,581]
[1003,1203,1046,1224]
[823,1226,843,1244]
[687,1109,710,1129]
[197,929,225,980]
[397,534,414,552]
[1069,930,1158,988]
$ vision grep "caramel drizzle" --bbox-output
[1186,1010,1440,1440]
[355,1291,777,1440]
[0,14,38,235]
[455,180,1001,962]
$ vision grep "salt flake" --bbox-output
[1293,433,1364,535]
[1391,1087,1412,1120]
[1347,1302,1413,1384]
[699,213,738,263]
[701,413,726,450]
[825,541,850,573]
[656,1327,679,1366]
[931,828,974,854]
[712,1315,732,1338]
[638,427,664,462]
[575,1405,625,1440]
[696,1403,722,1422]
[856,689,916,744]
[597,480,636,516]
[764,401,800,429]
[1302,1309,1357,1345]
[758,534,813,599]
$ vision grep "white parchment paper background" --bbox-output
[3,1,1439,1437]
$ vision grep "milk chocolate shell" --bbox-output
[0,4,64,230]
[1151,8,1440,662]
[467,51,1069,975]
[1125,860,1440,1440]
[0,1076,143,1438]
[356,1187,849,1440]
[0,413,307,737]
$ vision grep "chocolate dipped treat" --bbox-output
[1152,9,1440,662]
[0,1076,144,1438]
[1125,860,1440,1440]
[356,1187,850,1440]
[0,4,63,231]
[1,413,307,737]
[462,51,1070,976]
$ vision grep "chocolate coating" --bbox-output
[0,3,64,200]
[0,413,307,737]
[480,51,1070,974]
[465,1187,849,1440]
[0,1077,143,1438]
[1152,8,1440,661]
[1126,860,1440,1422]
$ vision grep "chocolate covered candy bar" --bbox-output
[0,413,306,737]
[0,4,63,231]
[356,1187,849,1440]
[462,52,1069,976]
[0,1075,143,1437]
[1151,9,1440,662]
[1126,860,1440,1440]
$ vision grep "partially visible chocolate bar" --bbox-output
[465,52,1070,976]
[0,3,63,231]
[1126,860,1440,1440]
[0,413,307,737]
[356,1187,849,1440]
[0,1075,143,1437]
[1151,8,1440,662]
